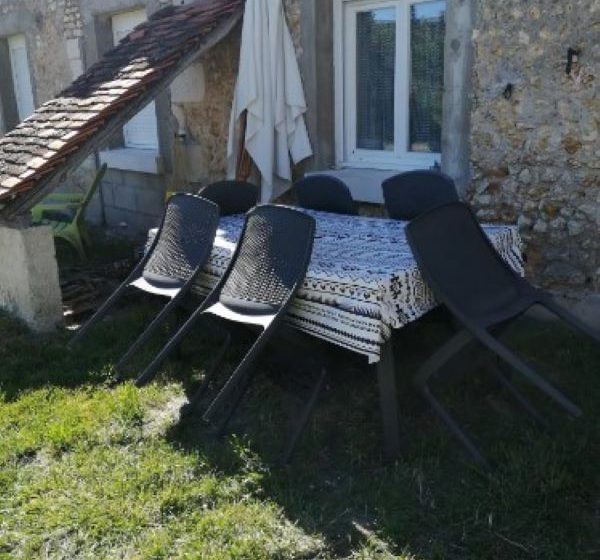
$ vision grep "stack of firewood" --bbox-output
[60,258,134,324]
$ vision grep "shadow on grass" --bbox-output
[0,298,162,401]
[0,233,156,399]
[2,294,598,559]
[163,308,600,559]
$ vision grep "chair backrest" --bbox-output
[197,180,259,216]
[217,205,315,315]
[406,202,527,323]
[382,170,459,221]
[143,194,219,286]
[74,163,108,226]
[294,175,357,215]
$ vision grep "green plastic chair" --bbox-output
[31,164,107,260]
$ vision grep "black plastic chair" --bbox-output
[197,180,259,216]
[135,205,318,461]
[406,202,599,467]
[382,170,459,220]
[68,194,220,372]
[294,175,358,215]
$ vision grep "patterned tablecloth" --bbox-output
[148,210,524,363]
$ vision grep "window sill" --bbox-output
[99,148,163,175]
[313,162,439,204]
[339,152,440,171]
[307,168,395,204]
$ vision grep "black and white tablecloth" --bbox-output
[148,210,524,363]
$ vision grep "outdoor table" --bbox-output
[148,209,524,456]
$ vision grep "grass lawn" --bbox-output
[0,290,598,559]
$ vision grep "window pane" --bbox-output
[409,1,446,153]
[356,8,396,152]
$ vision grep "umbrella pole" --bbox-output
[236,110,253,182]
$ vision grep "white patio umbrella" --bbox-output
[227,0,312,202]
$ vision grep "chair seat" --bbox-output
[478,292,535,328]
[206,300,277,328]
[39,220,73,233]
[131,274,184,297]
[40,208,76,223]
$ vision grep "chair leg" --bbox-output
[203,327,274,423]
[80,225,92,248]
[414,329,474,386]
[181,329,232,416]
[115,290,189,374]
[282,366,327,464]
[58,229,86,261]
[487,359,550,430]
[421,385,490,469]
[413,329,490,467]
[473,326,582,417]
[541,298,600,344]
[214,369,256,437]
[134,305,207,387]
[68,283,131,348]
[376,340,402,459]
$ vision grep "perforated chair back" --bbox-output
[383,170,459,220]
[294,175,357,215]
[143,194,220,288]
[406,202,529,325]
[217,205,315,315]
[197,180,259,216]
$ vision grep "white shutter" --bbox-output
[112,10,159,151]
[8,34,35,122]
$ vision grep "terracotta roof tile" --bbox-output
[0,0,242,217]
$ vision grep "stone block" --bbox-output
[0,224,63,332]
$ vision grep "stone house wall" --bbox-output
[0,0,75,120]
[0,0,172,233]
[469,0,599,293]
[0,0,301,234]
[0,0,597,295]
[0,0,93,198]
[173,0,301,187]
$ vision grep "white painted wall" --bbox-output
[0,225,63,332]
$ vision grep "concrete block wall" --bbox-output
[98,169,165,235]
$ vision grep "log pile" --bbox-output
[60,259,133,325]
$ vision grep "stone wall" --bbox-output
[0,0,95,194]
[175,33,241,187]
[0,0,303,230]
[0,0,74,128]
[470,0,599,293]
[173,0,302,187]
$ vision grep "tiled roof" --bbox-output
[0,0,242,219]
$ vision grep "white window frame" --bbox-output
[7,34,35,122]
[333,0,444,171]
[111,9,159,152]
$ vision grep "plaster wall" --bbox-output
[0,224,63,331]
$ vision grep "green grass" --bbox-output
[0,303,598,559]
